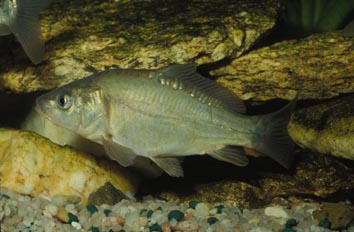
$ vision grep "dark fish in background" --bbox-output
[36,64,297,177]
[0,0,51,64]
[343,18,354,37]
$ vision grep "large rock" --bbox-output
[212,32,354,101]
[0,129,140,204]
[0,0,281,93]
[289,96,354,160]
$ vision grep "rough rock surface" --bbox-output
[0,129,140,204]
[0,0,280,93]
[154,152,354,208]
[88,182,129,206]
[212,32,354,101]
[289,96,354,160]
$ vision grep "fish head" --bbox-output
[35,81,105,138]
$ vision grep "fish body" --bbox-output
[36,64,296,177]
[0,0,50,64]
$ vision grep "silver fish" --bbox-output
[36,64,296,177]
[0,0,50,64]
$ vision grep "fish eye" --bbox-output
[56,94,72,110]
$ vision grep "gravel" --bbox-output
[1,187,354,232]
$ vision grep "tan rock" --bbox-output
[212,32,354,101]
[0,0,281,93]
[289,96,354,160]
[0,129,140,204]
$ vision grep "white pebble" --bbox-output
[4,205,11,216]
[151,211,167,225]
[51,195,81,207]
[23,219,32,227]
[182,220,190,227]
[169,218,178,227]
[209,207,218,215]
[125,212,140,231]
[44,204,58,217]
[65,204,76,213]
[71,221,82,230]
[194,203,210,218]
[264,206,289,218]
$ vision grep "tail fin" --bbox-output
[8,0,51,64]
[252,97,297,169]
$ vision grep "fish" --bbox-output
[343,18,354,37]
[0,0,51,64]
[36,64,296,177]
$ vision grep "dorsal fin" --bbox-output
[154,64,246,114]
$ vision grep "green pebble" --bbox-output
[189,200,199,209]
[68,213,79,223]
[91,227,100,232]
[104,209,112,216]
[319,218,331,229]
[168,210,184,222]
[147,210,154,218]
[156,206,162,211]
[215,205,225,214]
[140,209,148,216]
[207,217,218,225]
[286,218,298,228]
[282,228,296,232]
[0,194,10,199]
[86,204,98,214]
[149,223,162,232]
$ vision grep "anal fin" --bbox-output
[209,146,249,166]
[152,157,184,177]
[102,135,136,167]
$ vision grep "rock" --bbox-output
[0,0,281,93]
[313,202,354,230]
[0,129,140,204]
[51,195,82,207]
[194,203,210,218]
[289,96,354,160]
[157,152,354,208]
[87,182,128,206]
[264,206,290,218]
[212,32,354,101]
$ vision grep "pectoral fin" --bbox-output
[209,146,249,166]
[152,157,184,177]
[102,135,136,167]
